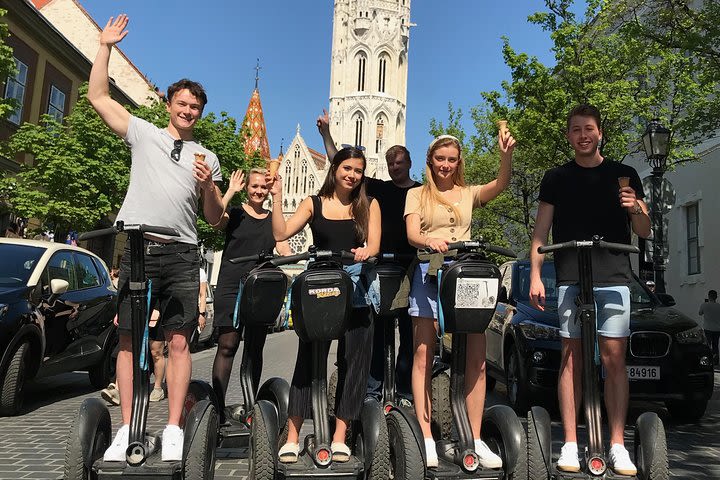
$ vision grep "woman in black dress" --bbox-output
[269,147,381,463]
[211,168,290,422]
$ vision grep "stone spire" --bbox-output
[242,60,271,161]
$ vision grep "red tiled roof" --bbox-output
[307,147,327,170]
[243,89,271,162]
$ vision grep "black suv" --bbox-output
[475,260,714,421]
[0,239,118,416]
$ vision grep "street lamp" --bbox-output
[642,119,671,294]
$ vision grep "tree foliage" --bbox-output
[431,0,719,257]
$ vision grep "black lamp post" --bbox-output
[642,119,671,294]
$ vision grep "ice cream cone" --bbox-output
[497,120,509,135]
[618,176,630,188]
[268,159,281,178]
[194,152,206,162]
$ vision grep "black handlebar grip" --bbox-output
[270,252,311,267]
[538,241,577,254]
[486,245,517,258]
[339,250,377,265]
[228,254,261,265]
[597,240,640,254]
[78,226,119,241]
[539,240,638,255]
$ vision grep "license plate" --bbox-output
[602,366,660,380]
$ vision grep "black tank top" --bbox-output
[217,206,275,284]
[310,195,364,252]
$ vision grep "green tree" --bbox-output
[0,9,18,120]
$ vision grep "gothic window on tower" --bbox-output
[375,118,385,153]
[302,160,308,194]
[309,175,315,192]
[378,55,388,93]
[294,176,299,195]
[354,114,364,148]
[356,53,367,91]
[285,162,291,193]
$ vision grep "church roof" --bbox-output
[307,147,327,171]
[242,88,271,162]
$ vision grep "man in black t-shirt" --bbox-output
[529,104,650,476]
[317,111,419,405]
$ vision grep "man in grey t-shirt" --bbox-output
[87,14,225,462]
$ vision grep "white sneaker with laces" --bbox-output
[161,425,184,461]
[424,438,438,468]
[474,439,503,469]
[609,443,637,476]
[103,424,129,462]
[557,442,581,472]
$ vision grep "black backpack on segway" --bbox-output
[185,254,291,459]
[249,248,389,480]
[427,240,528,480]
[63,222,218,480]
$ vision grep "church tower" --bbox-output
[328,0,411,180]
[242,61,271,162]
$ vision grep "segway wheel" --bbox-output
[527,407,551,480]
[328,368,338,420]
[249,402,276,480]
[634,412,669,480]
[387,410,424,480]
[63,398,111,480]
[184,402,218,480]
[482,405,528,480]
[430,372,452,439]
[367,411,390,480]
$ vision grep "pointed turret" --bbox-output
[242,60,271,161]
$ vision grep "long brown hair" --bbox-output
[420,135,466,224]
[317,147,370,243]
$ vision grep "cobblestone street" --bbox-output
[0,330,718,479]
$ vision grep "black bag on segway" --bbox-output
[439,258,501,334]
[375,263,407,317]
[290,262,353,343]
[240,265,289,328]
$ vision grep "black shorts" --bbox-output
[117,241,200,333]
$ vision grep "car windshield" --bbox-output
[0,244,45,287]
[515,263,558,304]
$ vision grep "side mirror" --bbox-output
[498,286,509,304]
[51,279,69,295]
[656,293,676,307]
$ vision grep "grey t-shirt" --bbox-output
[116,115,222,244]
[699,301,720,331]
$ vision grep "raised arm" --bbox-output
[478,129,516,205]
[529,201,554,311]
[317,109,339,162]
[269,174,312,241]
[87,15,131,138]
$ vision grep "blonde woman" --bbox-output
[404,131,515,468]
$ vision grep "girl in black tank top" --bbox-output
[211,169,291,423]
[269,147,381,462]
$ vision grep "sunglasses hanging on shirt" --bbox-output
[170,139,183,162]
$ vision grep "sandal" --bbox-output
[279,442,299,463]
[331,442,351,462]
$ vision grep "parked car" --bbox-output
[442,260,714,421]
[0,238,118,415]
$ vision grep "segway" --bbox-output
[425,240,527,480]
[185,252,290,459]
[526,237,668,479]
[63,222,217,479]
[247,247,388,480]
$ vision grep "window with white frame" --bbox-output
[47,84,66,122]
[5,57,29,125]
[686,202,701,275]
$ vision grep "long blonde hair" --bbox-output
[420,135,466,225]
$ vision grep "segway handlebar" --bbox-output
[78,222,179,241]
[228,249,377,266]
[377,253,416,262]
[538,239,639,255]
[418,239,517,258]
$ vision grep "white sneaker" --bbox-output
[557,442,581,472]
[475,439,502,469]
[161,425,184,461]
[609,443,637,476]
[424,438,438,468]
[149,388,165,402]
[103,424,129,462]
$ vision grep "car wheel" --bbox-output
[0,341,29,416]
[89,333,118,389]
[665,399,708,422]
[505,346,529,415]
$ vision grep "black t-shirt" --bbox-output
[538,159,644,286]
[366,177,421,255]
[309,195,364,254]
[217,206,276,285]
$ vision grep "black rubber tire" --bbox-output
[505,346,529,415]
[249,402,276,480]
[328,368,338,421]
[665,399,708,422]
[430,372,452,440]
[482,406,528,480]
[184,403,218,479]
[367,410,390,480]
[88,333,118,389]
[527,410,550,480]
[63,404,110,480]
[387,410,424,480]
[636,414,669,480]
[0,341,28,416]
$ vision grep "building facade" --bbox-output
[328,0,411,180]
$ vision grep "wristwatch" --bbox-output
[631,201,643,215]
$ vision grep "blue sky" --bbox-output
[79,0,558,178]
